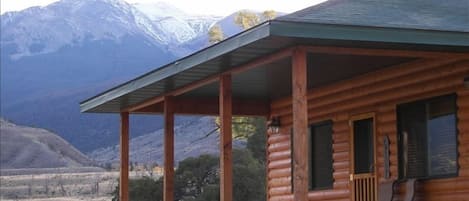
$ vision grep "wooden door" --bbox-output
[350,114,377,201]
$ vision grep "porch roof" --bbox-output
[80,0,469,113]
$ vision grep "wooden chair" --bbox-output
[379,179,417,201]
[378,180,395,201]
[402,178,417,201]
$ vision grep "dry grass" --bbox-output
[0,170,161,200]
[1,196,112,201]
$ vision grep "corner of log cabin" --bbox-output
[267,57,469,201]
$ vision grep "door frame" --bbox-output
[349,112,378,201]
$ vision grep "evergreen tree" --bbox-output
[112,151,266,201]
[112,177,163,201]
[247,117,267,164]
[233,149,265,201]
[174,155,219,200]
[194,184,219,201]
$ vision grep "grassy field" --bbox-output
[1,197,111,201]
[0,168,161,200]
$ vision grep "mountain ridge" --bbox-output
[0,0,222,60]
[133,2,221,45]
[1,0,167,60]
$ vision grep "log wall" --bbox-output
[266,57,469,201]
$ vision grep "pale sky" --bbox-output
[1,0,326,15]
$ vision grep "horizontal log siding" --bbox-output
[266,58,469,201]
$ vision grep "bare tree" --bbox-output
[44,175,50,197]
[28,175,34,198]
[91,176,100,197]
[57,175,66,196]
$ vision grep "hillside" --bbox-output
[90,116,245,165]
[0,118,94,169]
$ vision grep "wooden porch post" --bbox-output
[292,47,308,201]
[164,96,175,201]
[120,112,129,201]
[219,74,233,201]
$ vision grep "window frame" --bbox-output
[308,120,334,191]
[396,93,459,180]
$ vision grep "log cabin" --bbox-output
[80,0,469,201]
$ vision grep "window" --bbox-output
[309,121,333,190]
[353,118,374,174]
[397,94,458,179]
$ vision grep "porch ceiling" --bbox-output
[181,54,414,101]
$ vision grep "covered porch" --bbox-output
[81,45,468,201]
[80,1,469,201]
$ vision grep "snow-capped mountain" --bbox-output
[1,0,172,60]
[133,2,221,44]
[1,0,221,60]
[0,0,249,153]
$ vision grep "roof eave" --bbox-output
[80,22,272,113]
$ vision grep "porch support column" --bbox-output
[219,74,233,201]
[119,112,130,201]
[292,47,308,201]
[164,96,175,201]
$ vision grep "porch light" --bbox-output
[267,117,281,134]
[465,76,469,88]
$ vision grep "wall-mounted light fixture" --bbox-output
[267,117,281,134]
[465,76,469,89]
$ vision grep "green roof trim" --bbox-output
[270,21,469,47]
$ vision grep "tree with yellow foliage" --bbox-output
[235,10,277,30]
[262,10,277,21]
[208,24,224,44]
[234,10,261,29]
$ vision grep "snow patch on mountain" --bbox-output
[0,0,183,59]
[133,2,221,44]
[132,1,187,20]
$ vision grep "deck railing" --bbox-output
[352,173,377,201]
